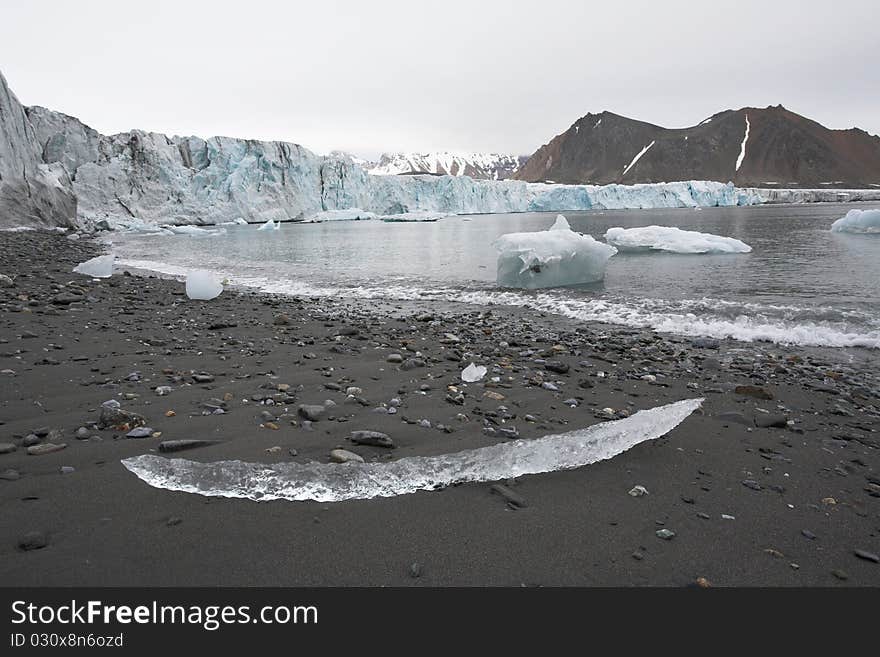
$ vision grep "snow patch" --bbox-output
[621,141,655,177]
[735,115,750,172]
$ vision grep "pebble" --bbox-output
[755,414,788,429]
[298,404,326,421]
[126,427,154,438]
[655,529,676,540]
[386,353,404,363]
[17,531,48,551]
[159,440,221,452]
[854,549,879,564]
[329,449,364,464]
[490,483,527,508]
[350,430,395,448]
[0,443,17,454]
[26,443,67,455]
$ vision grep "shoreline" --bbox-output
[1,230,878,586]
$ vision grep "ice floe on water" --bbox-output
[185,270,224,300]
[604,226,752,253]
[258,219,280,231]
[73,254,114,278]
[830,208,880,234]
[493,215,617,289]
[121,398,703,502]
[303,209,378,223]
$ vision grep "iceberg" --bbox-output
[303,209,377,223]
[121,398,703,502]
[830,208,880,234]
[257,219,280,231]
[604,225,752,253]
[461,363,487,383]
[493,215,617,289]
[185,270,223,300]
[73,254,114,278]
[381,211,449,222]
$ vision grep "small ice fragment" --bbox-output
[461,363,487,383]
[73,254,114,278]
[185,270,223,300]
[258,219,280,231]
[830,208,880,234]
[604,226,752,254]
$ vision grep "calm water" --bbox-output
[111,202,880,348]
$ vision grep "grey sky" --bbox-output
[2,0,877,158]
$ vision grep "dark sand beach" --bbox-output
[1,230,878,586]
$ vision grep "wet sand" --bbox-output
[0,230,878,586]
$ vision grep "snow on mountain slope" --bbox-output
[368,151,528,180]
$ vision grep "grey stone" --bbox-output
[298,404,326,422]
[350,430,394,448]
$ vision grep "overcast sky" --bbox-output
[1,0,877,158]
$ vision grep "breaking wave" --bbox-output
[117,258,880,349]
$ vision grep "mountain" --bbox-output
[368,152,528,180]
[514,106,880,188]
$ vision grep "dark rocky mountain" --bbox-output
[514,106,880,188]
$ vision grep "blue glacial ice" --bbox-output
[121,398,703,502]
[830,208,880,234]
[604,225,752,253]
[494,214,617,289]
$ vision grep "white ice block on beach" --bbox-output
[603,225,752,254]
[185,270,223,300]
[830,208,880,234]
[121,398,703,502]
[461,363,487,382]
[493,215,617,289]
[73,254,114,278]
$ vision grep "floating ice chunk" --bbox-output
[303,209,377,223]
[381,211,449,222]
[493,214,617,289]
[121,398,703,502]
[830,208,880,234]
[162,225,226,237]
[604,226,752,254]
[258,219,280,231]
[73,254,114,278]
[234,217,248,225]
[185,270,223,300]
[461,363,487,383]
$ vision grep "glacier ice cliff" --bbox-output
[121,398,703,502]
[0,73,76,228]
[3,69,879,232]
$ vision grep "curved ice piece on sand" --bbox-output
[604,226,752,254]
[121,398,703,503]
[493,214,617,289]
[830,208,880,234]
[73,254,114,278]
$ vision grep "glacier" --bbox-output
[604,226,752,253]
[4,70,880,233]
[493,215,617,289]
[830,208,880,234]
[120,398,703,502]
